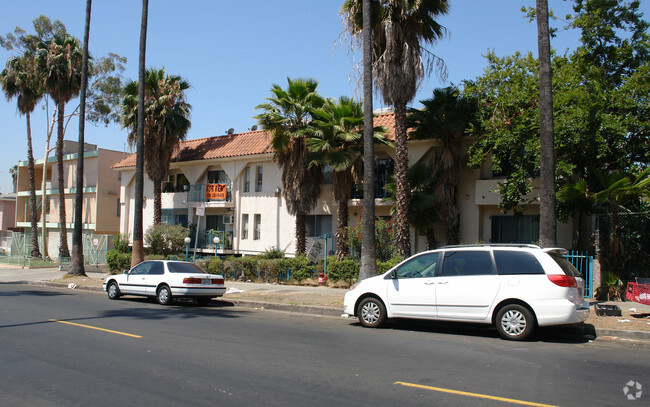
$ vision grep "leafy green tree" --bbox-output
[255,78,325,255]
[121,67,191,225]
[1,52,43,258]
[306,96,388,259]
[408,86,477,245]
[341,0,449,258]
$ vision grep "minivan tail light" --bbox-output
[548,274,577,287]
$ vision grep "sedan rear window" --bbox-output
[549,253,581,277]
[494,251,545,275]
[167,262,208,274]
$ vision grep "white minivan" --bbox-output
[343,244,590,340]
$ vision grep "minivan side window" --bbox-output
[494,251,545,275]
[392,252,440,278]
[441,251,494,276]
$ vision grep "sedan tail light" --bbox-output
[211,278,224,285]
[548,274,577,288]
[183,277,203,284]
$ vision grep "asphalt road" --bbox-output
[1,283,648,407]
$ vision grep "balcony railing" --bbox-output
[189,229,234,251]
[186,183,232,203]
[351,174,392,199]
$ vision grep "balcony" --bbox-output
[186,184,233,207]
[350,174,392,200]
[189,230,234,251]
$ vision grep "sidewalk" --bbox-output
[1,265,649,341]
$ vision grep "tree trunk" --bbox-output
[56,104,68,255]
[153,178,162,224]
[296,212,306,255]
[26,112,41,259]
[70,0,92,277]
[393,102,411,257]
[131,0,149,268]
[336,198,349,261]
[536,0,557,247]
[358,0,376,280]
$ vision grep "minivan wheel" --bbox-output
[357,297,386,328]
[496,304,535,341]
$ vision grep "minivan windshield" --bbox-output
[549,254,581,277]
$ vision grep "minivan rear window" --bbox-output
[549,253,581,277]
[494,251,545,275]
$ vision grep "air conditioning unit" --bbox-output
[223,215,234,224]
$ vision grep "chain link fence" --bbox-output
[596,211,650,281]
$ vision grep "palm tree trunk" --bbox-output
[26,112,41,259]
[358,0,376,280]
[393,102,411,257]
[70,0,92,276]
[131,0,149,268]
[536,0,556,247]
[296,213,306,254]
[336,199,349,260]
[153,178,162,224]
[56,104,69,255]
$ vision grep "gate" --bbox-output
[564,251,593,298]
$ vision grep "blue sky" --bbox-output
[1,0,648,195]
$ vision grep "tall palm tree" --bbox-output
[408,86,477,244]
[341,0,449,257]
[121,68,191,225]
[306,96,389,259]
[255,78,325,255]
[1,52,43,258]
[131,0,149,267]
[536,0,556,247]
[37,35,83,256]
[70,0,93,277]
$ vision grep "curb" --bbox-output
[17,281,650,341]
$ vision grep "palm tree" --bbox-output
[1,52,43,258]
[341,0,449,257]
[70,0,92,277]
[121,67,191,225]
[37,34,83,256]
[255,78,325,255]
[131,0,149,267]
[536,0,556,247]
[408,86,477,244]
[306,96,389,259]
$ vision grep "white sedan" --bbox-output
[103,260,226,305]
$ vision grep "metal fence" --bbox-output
[596,211,650,282]
[564,251,594,298]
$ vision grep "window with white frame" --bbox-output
[254,214,261,240]
[241,214,249,239]
[255,165,263,192]
[243,167,250,193]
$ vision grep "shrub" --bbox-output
[207,257,224,275]
[326,257,360,285]
[106,250,131,273]
[145,224,189,256]
[224,256,260,280]
[377,256,404,274]
[261,246,285,259]
[112,233,130,253]
[341,216,398,261]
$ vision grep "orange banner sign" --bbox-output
[206,183,227,200]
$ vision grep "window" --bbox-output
[241,214,249,240]
[305,215,332,237]
[129,261,163,275]
[116,198,120,217]
[322,164,333,185]
[441,251,494,277]
[255,166,263,192]
[243,167,250,193]
[491,215,540,244]
[253,214,261,240]
[161,209,188,227]
[392,252,440,278]
[207,170,230,185]
[494,251,545,275]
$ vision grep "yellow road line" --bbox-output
[394,381,560,407]
[49,319,142,338]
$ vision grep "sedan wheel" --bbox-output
[107,282,120,300]
[157,285,173,305]
[496,304,535,341]
[357,297,386,328]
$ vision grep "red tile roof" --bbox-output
[112,113,398,169]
